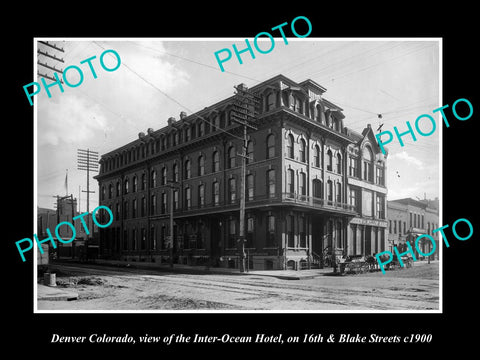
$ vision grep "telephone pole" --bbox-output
[231,84,260,273]
[37,40,65,83]
[77,149,99,237]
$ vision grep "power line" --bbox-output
[317,43,435,84]
[129,41,262,83]
[92,41,245,142]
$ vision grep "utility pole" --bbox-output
[166,180,177,268]
[77,149,99,237]
[37,40,65,83]
[231,84,259,273]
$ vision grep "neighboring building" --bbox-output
[387,198,439,260]
[37,195,92,260]
[344,125,388,258]
[95,74,388,270]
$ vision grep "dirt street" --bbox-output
[37,262,439,311]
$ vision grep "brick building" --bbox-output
[387,197,439,260]
[95,74,388,270]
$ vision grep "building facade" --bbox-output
[95,74,388,270]
[387,198,439,260]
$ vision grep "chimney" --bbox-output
[167,117,176,126]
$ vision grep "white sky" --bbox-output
[35,38,440,212]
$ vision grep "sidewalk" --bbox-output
[37,284,78,301]
[54,258,336,280]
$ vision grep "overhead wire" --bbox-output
[93,41,245,142]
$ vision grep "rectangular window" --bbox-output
[132,228,137,251]
[246,217,254,248]
[123,229,128,250]
[150,226,156,250]
[212,182,220,205]
[287,169,294,197]
[161,192,167,214]
[247,174,254,201]
[198,184,205,207]
[161,226,166,250]
[376,167,385,185]
[299,216,306,248]
[141,228,146,250]
[141,197,146,217]
[266,215,275,247]
[349,188,358,211]
[229,178,236,203]
[228,218,236,248]
[132,199,137,218]
[268,170,275,198]
[349,157,358,177]
[185,187,191,209]
[287,215,294,247]
[300,172,306,197]
[151,195,156,215]
[376,195,385,219]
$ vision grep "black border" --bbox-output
[8,5,479,355]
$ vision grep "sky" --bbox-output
[34,38,441,212]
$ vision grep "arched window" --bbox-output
[141,196,146,216]
[299,138,306,162]
[173,131,178,146]
[363,146,374,182]
[326,150,333,171]
[151,170,156,188]
[198,155,205,176]
[173,163,178,182]
[287,134,294,159]
[212,115,219,131]
[228,146,236,169]
[266,92,276,111]
[266,134,275,159]
[161,167,167,185]
[291,95,302,113]
[336,153,342,174]
[312,179,323,199]
[124,178,129,194]
[212,151,220,172]
[246,141,254,164]
[198,120,205,137]
[184,160,191,179]
[108,184,113,199]
[116,181,120,196]
[132,198,137,217]
[132,176,137,192]
[314,144,321,167]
